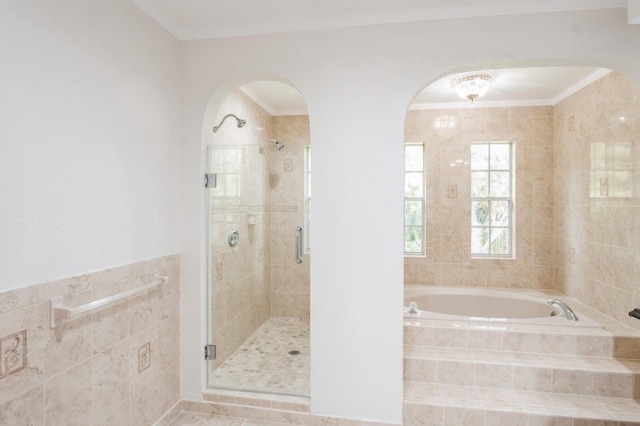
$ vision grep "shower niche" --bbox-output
[206,82,311,396]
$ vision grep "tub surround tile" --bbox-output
[403,382,640,425]
[554,72,640,334]
[405,106,554,289]
[433,327,468,348]
[403,283,640,424]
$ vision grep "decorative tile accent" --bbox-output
[0,330,27,378]
[568,248,576,264]
[599,177,608,196]
[138,342,151,373]
[568,114,575,132]
[284,159,293,172]
[447,185,457,198]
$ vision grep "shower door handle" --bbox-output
[296,226,303,264]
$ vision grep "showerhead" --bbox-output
[212,114,246,133]
[259,139,285,154]
[271,139,285,150]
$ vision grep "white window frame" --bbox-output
[470,141,515,259]
[404,143,425,257]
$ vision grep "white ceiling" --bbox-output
[241,67,611,115]
[130,0,627,40]
[129,0,622,114]
[411,66,611,109]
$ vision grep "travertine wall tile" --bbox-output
[45,359,93,425]
[270,115,310,320]
[0,254,180,425]
[405,106,554,289]
[554,71,640,332]
[209,90,274,372]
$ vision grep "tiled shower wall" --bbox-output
[553,71,640,332]
[209,90,273,371]
[270,115,311,319]
[0,254,180,425]
[404,106,554,288]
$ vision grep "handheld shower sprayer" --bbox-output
[212,114,246,133]
[259,139,285,153]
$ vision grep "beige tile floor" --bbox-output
[209,317,310,396]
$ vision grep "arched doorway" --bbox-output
[205,80,311,396]
[402,64,640,423]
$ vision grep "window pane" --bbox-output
[405,173,423,197]
[471,172,488,197]
[591,142,606,169]
[405,227,423,253]
[471,144,488,170]
[490,144,510,169]
[490,228,509,254]
[490,200,509,226]
[471,228,490,254]
[472,201,489,226]
[471,142,514,258]
[405,145,424,171]
[405,200,423,226]
[613,171,633,197]
[404,143,425,255]
[613,141,633,169]
[489,172,510,197]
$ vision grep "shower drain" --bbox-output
[288,350,301,356]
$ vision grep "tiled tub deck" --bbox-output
[403,291,640,425]
[160,292,640,425]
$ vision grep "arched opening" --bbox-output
[402,63,640,422]
[403,65,615,289]
[204,78,311,396]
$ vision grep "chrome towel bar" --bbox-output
[50,273,168,328]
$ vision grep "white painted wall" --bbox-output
[180,8,640,423]
[0,1,181,291]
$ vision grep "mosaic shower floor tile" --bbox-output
[210,317,309,396]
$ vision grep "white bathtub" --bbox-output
[404,286,600,327]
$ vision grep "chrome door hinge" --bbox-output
[204,344,216,360]
[204,173,217,189]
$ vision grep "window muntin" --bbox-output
[470,141,514,257]
[404,143,425,255]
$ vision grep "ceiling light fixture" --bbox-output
[453,74,492,102]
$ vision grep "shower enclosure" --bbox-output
[206,87,311,396]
